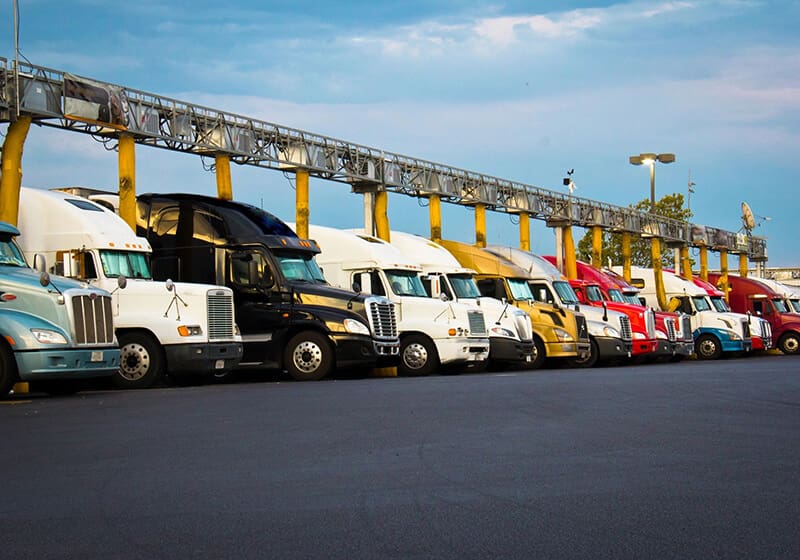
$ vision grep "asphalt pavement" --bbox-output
[2,356,799,559]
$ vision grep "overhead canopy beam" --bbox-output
[0,57,766,259]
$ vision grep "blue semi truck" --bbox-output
[0,221,120,396]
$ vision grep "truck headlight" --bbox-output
[30,329,68,345]
[602,326,620,338]
[489,326,515,338]
[177,325,203,337]
[728,331,741,341]
[554,328,574,342]
[343,319,370,336]
[655,330,668,340]
[632,332,646,340]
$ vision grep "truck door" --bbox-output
[228,250,285,366]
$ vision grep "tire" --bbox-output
[568,337,599,369]
[284,331,333,381]
[529,336,546,370]
[778,332,800,355]
[398,334,439,377]
[0,344,18,397]
[695,334,722,360]
[116,332,165,389]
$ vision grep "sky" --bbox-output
[1,0,799,267]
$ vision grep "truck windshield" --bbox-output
[709,296,730,313]
[585,285,605,302]
[772,299,789,313]
[692,296,712,312]
[553,281,579,304]
[385,270,427,297]
[99,250,151,279]
[789,299,800,313]
[0,238,27,267]
[606,288,625,303]
[448,274,481,299]
[622,293,643,306]
[274,251,326,283]
[508,278,533,301]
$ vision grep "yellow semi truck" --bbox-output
[438,240,590,368]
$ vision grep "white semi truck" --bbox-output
[387,232,535,369]
[16,187,242,388]
[623,265,752,359]
[295,225,490,376]
[485,245,634,367]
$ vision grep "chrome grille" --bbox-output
[664,317,676,341]
[619,315,632,340]
[575,314,589,342]
[467,310,487,337]
[681,315,693,341]
[645,309,656,339]
[761,320,772,348]
[207,291,235,340]
[367,299,397,339]
[71,294,114,345]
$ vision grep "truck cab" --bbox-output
[16,187,243,389]
[543,257,661,361]
[484,245,633,368]
[627,266,752,359]
[439,240,590,367]
[136,193,400,380]
[708,273,800,355]
[297,226,489,376]
[0,221,119,396]
[388,232,535,369]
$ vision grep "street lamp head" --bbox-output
[657,153,676,164]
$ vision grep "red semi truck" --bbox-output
[708,273,800,355]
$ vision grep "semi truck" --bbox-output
[708,273,800,355]
[485,246,633,368]
[135,193,400,380]
[686,275,771,352]
[16,187,243,389]
[543,257,662,361]
[296,225,489,376]
[438,240,590,367]
[387,232,535,369]
[0,221,120,396]
[625,266,752,359]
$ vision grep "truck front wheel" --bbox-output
[695,334,722,360]
[399,334,438,376]
[116,333,164,389]
[284,332,333,381]
[568,337,598,369]
[778,332,800,355]
[0,344,18,397]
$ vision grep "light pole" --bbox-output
[629,152,675,211]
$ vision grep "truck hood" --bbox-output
[1,264,105,295]
[100,278,230,298]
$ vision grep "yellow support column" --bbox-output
[0,116,32,226]
[295,169,309,240]
[699,245,708,281]
[215,154,232,201]
[118,134,137,231]
[591,226,603,269]
[680,246,692,280]
[475,203,487,248]
[719,249,729,302]
[519,213,530,252]
[375,190,390,242]
[622,232,632,283]
[563,226,577,280]
[429,194,442,243]
[739,253,748,278]
[651,238,668,310]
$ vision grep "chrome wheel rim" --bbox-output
[403,343,429,370]
[120,343,150,381]
[292,340,323,373]
[698,339,717,358]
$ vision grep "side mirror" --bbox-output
[351,281,361,293]
[165,278,175,292]
[33,253,47,273]
[39,271,51,287]
[117,275,128,290]
[439,292,449,302]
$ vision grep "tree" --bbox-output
[576,193,692,268]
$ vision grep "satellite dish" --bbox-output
[741,202,756,232]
